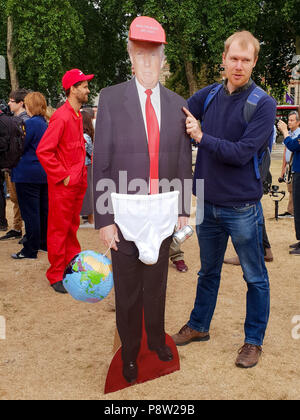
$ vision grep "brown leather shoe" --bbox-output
[172,324,210,346]
[264,247,273,262]
[235,343,262,368]
[223,256,240,265]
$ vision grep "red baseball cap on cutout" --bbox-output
[62,69,94,90]
[129,16,167,44]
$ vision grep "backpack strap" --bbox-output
[244,87,271,180]
[203,84,223,114]
[243,86,267,123]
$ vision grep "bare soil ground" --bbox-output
[0,146,299,400]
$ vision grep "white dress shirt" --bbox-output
[135,77,161,140]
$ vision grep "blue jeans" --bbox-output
[188,200,270,346]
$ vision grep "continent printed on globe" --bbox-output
[63,251,114,303]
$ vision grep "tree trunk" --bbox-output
[7,16,19,91]
[296,35,300,55]
[184,61,198,96]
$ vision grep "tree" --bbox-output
[4,0,85,103]
[0,0,131,103]
[253,0,299,101]
[122,0,262,97]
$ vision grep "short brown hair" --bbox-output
[9,88,29,103]
[65,81,83,97]
[224,31,260,59]
[24,92,47,117]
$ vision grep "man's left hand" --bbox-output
[177,216,189,231]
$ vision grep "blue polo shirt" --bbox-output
[188,82,276,207]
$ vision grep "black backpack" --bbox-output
[0,111,26,170]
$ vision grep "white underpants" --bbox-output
[111,191,179,265]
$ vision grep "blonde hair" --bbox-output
[24,92,47,117]
[224,31,260,59]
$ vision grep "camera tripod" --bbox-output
[269,185,285,221]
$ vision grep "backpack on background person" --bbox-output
[0,101,26,171]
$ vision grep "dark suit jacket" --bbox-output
[93,77,192,230]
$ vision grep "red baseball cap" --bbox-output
[129,16,167,45]
[62,69,94,90]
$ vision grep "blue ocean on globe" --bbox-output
[63,250,114,303]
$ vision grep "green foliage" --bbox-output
[0,0,298,103]
[4,0,84,103]
[253,0,298,101]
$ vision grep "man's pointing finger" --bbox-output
[182,106,195,119]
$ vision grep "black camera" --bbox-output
[269,185,286,220]
[0,100,12,115]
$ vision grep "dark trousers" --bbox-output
[262,217,271,251]
[0,171,7,227]
[111,229,172,364]
[293,172,300,240]
[15,183,48,257]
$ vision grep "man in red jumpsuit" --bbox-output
[37,69,94,293]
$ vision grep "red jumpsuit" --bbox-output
[37,101,87,285]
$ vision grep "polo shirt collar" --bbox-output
[223,78,253,96]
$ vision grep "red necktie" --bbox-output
[145,89,160,194]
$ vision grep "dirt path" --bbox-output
[0,152,299,400]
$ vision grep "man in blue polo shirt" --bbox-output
[172,31,276,369]
[278,117,300,255]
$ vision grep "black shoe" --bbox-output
[149,345,173,362]
[51,281,68,294]
[278,212,294,219]
[122,361,138,383]
[289,242,300,249]
[0,229,22,241]
[289,247,300,255]
[11,251,37,260]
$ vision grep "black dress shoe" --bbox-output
[290,247,300,255]
[122,361,138,383]
[149,345,173,362]
[289,242,300,249]
[51,281,68,294]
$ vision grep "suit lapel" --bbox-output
[159,83,171,159]
[124,78,148,151]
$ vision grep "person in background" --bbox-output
[0,89,29,241]
[169,242,188,272]
[37,69,94,294]
[278,119,300,255]
[278,111,300,219]
[80,110,94,226]
[0,103,11,232]
[11,92,48,260]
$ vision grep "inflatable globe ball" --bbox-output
[63,250,113,303]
